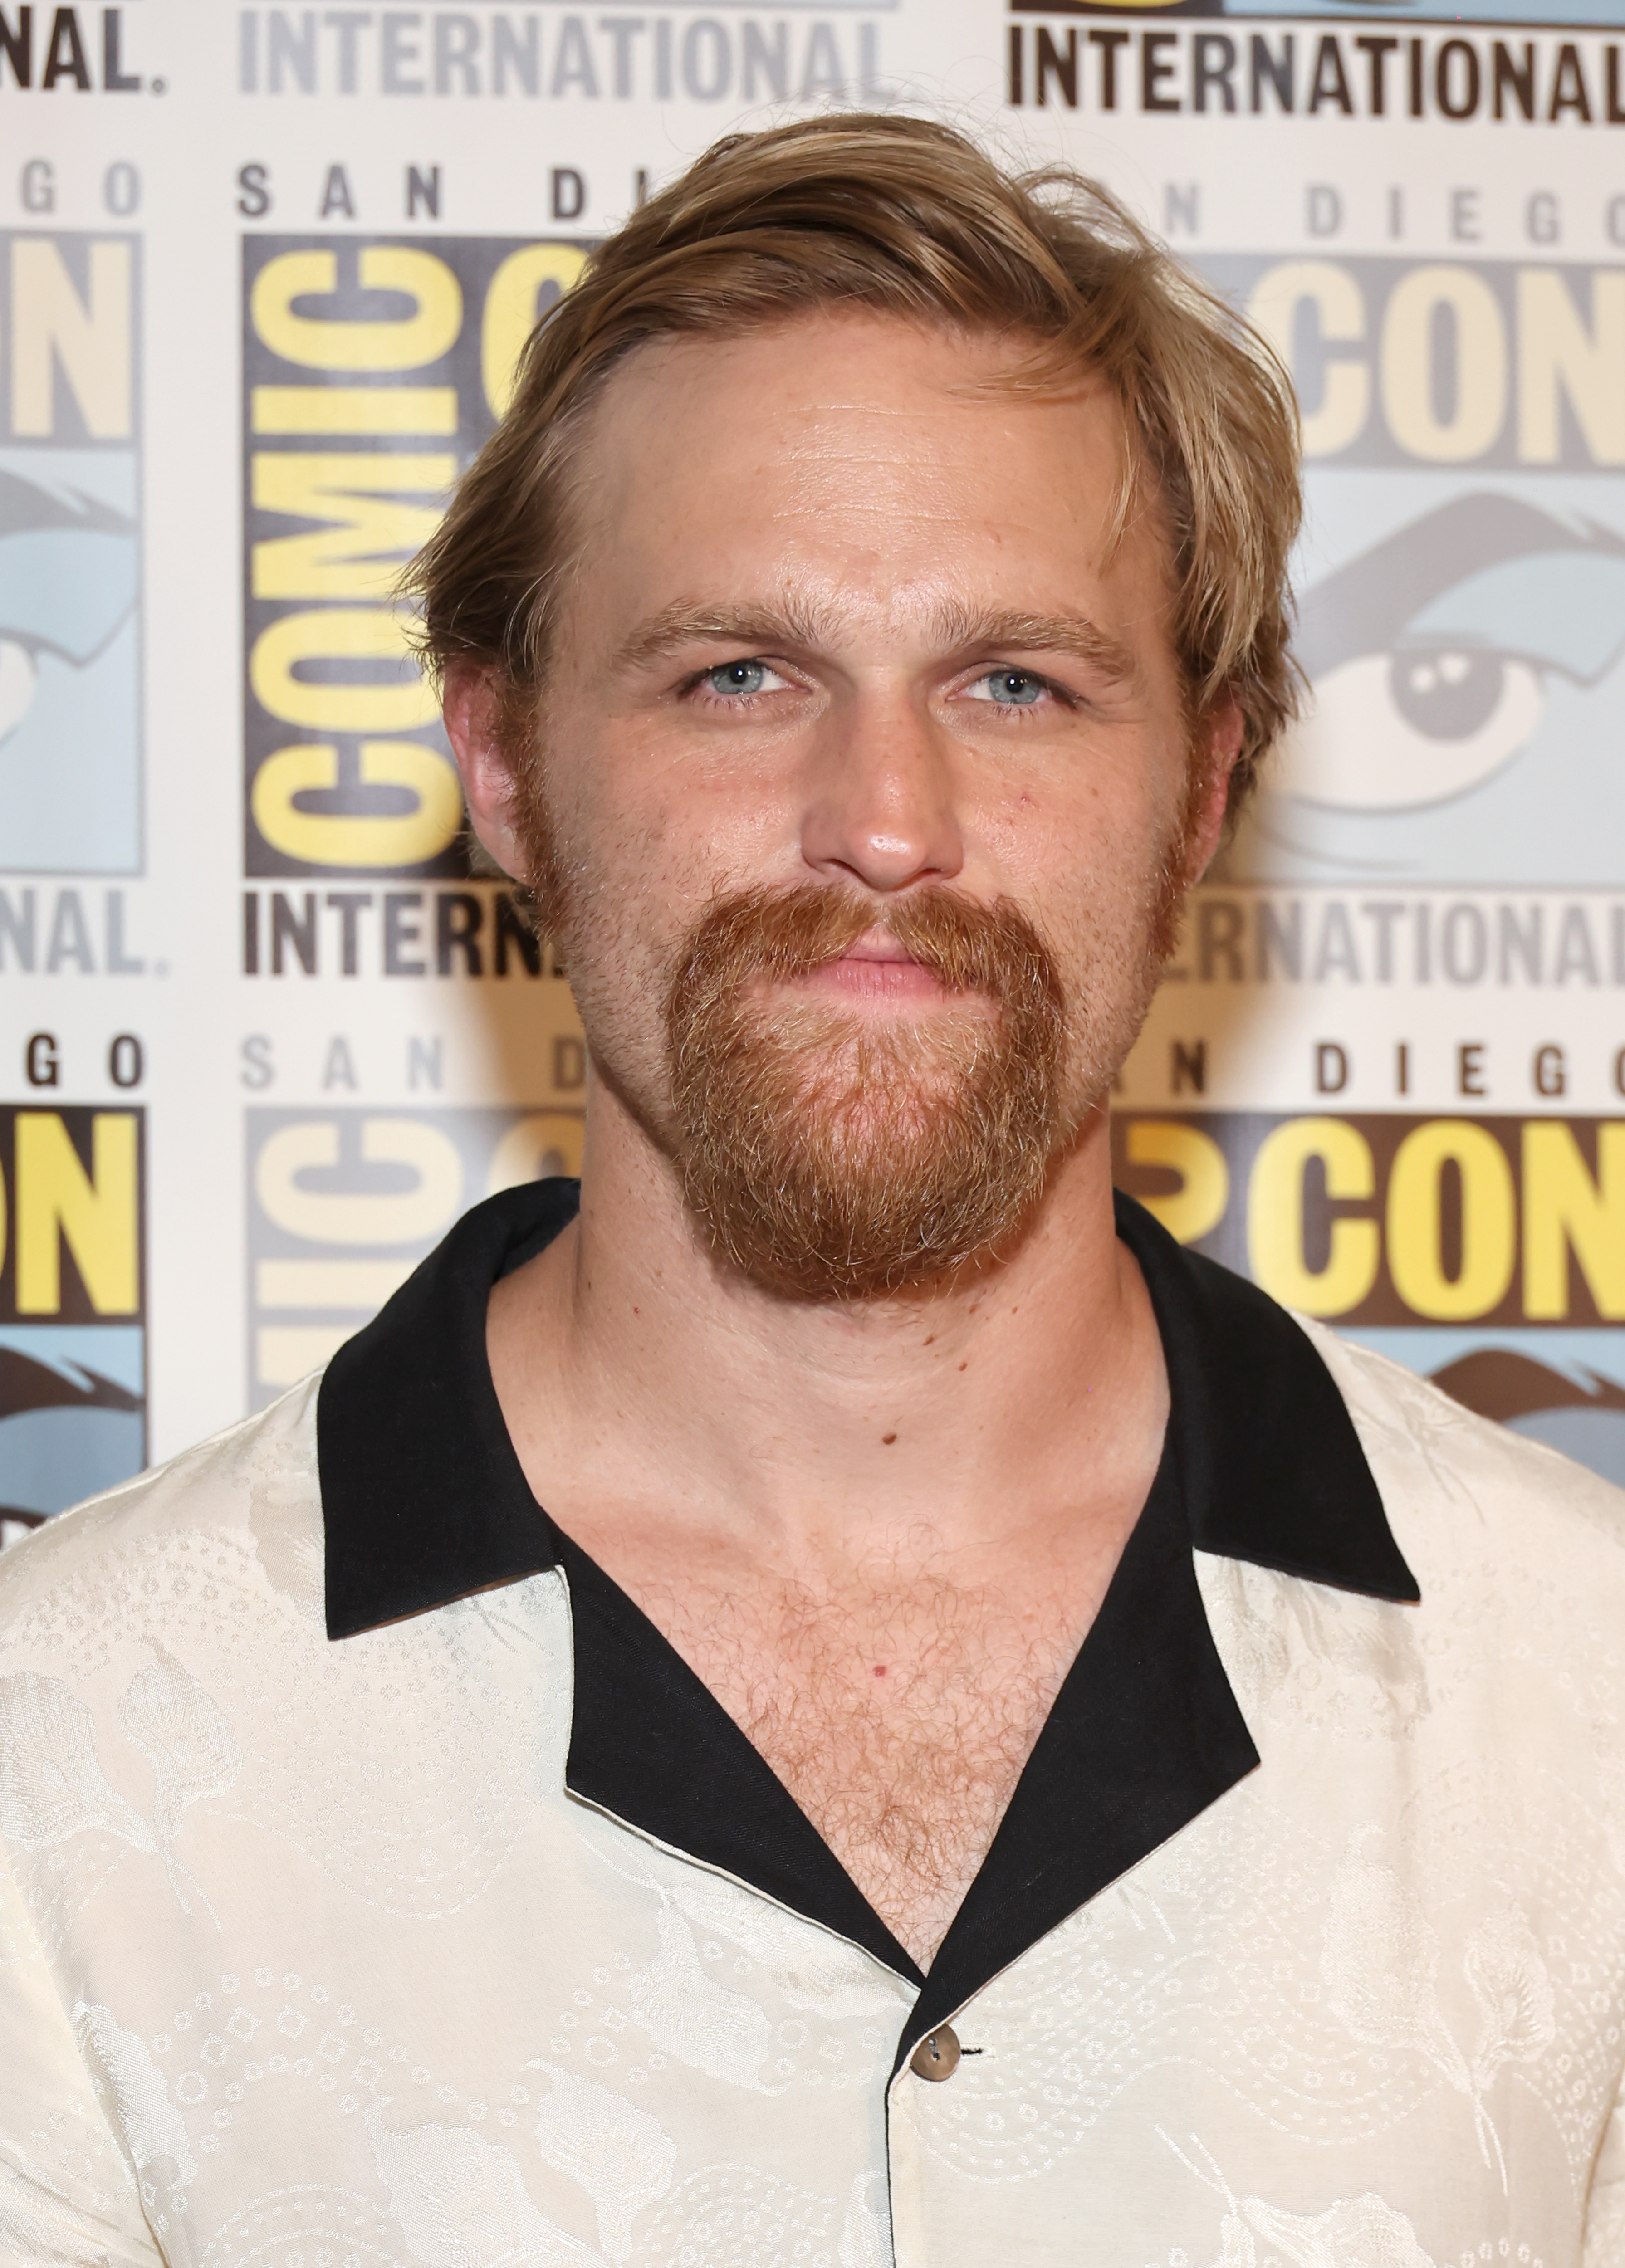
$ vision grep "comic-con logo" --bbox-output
[1188,256,1625,888]
[245,1106,581,1403]
[1011,0,1625,34]
[1114,1109,1625,1481]
[0,1105,145,1547]
[242,236,589,880]
[0,234,140,873]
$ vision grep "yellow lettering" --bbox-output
[249,610,440,733]
[487,1114,585,1194]
[1381,267,1507,462]
[254,1118,462,1244]
[1122,1119,1229,1245]
[10,240,132,440]
[251,385,459,435]
[1522,1121,1625,1320]
[1517,271,1625,466]
[1247,261,1369,458]
[251,741,463,867]
[16,1113,138,1315]
[1387,1120,1515,1320]
[252,454,455,601]
[255,1257,415,1309]
[481,243,589,418]
[1247,1117,1379,1316]
[256,1325,355,1388]
[250,248,462,372]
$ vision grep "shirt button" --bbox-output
[910,2026,961,2081]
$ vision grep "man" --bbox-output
[1,115,1621,2268]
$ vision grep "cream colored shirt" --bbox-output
[1,1183,1623,2268]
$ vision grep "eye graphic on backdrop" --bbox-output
[0,1339,145,1531]
[1271,494,1625,813]
[0,637,37,745]
[0,469,138,753]
[1276,647,1545,810]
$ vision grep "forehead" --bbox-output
[571,312,1164,631]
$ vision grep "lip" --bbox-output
[788,929,951,1007]
[833,928,923,967]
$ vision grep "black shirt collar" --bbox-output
[318,1179,1417,2047]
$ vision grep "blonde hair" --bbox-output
[409,113,1302,813]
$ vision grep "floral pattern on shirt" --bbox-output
[0,1331,1622,2268]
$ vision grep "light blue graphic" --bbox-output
[0,1324,146,1520]
[1242,0,1625,19]
[1224,473,1625,885]
[1346,1326,1625,1488]
[0,449,140,874]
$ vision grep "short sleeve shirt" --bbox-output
[1,1182,1623,2267]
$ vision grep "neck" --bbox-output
[488,1071,1167,1574]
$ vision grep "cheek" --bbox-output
[567,707,798,855]
[548,764,763,1007]
[543,723,673,908]
[981,763,1170,914]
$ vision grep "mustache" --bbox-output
[664,881,1072,1299]
[667,884,1067,1023]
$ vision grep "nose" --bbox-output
[798,687,965,894]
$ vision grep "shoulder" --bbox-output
[0,1376,326,1650]
[1200,1320,1625,1795]
[1305,1320,1625,1590]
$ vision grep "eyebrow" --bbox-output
[613,597,1140,686]
[932,605,1139,687]
[614,600,832,674]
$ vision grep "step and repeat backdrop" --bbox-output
[2,0,1624,1543]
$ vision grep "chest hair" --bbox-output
[640,1559,1087,1969]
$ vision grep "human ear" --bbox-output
[1181,697,1246,885]
[443,661,532,881]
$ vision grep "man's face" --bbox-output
[460,311,1229,1296]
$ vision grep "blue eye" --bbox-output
[706,661,768,697]
[979,670,1044,706]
